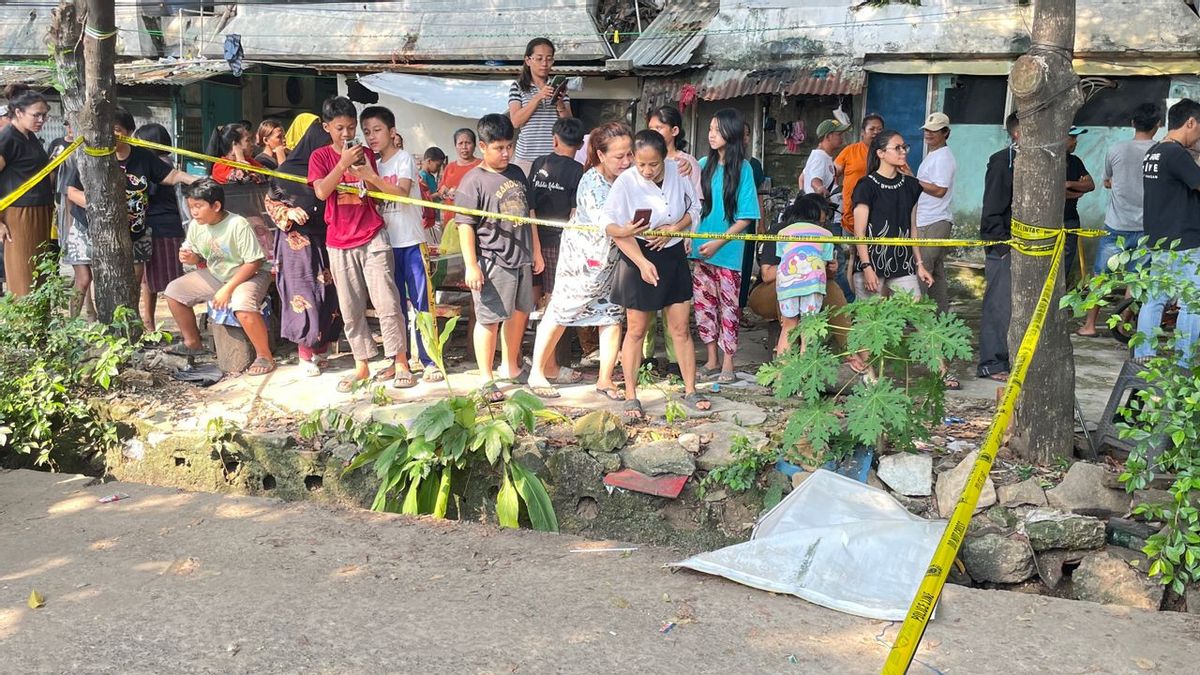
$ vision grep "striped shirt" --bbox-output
[509,82,570,161]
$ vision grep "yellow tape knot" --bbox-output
[83,145,116,157]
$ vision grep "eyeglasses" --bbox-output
[529,56,555,64]
[23,111,50,121]
[887,144,911,153]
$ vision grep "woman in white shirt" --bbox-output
[604,130,709,419]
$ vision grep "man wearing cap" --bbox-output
[914,112,956,314]
[1063,126,1095,283]
[800,119,850,198]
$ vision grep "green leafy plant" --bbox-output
[0,255,166,470]
[635,362,688,423]
[757,294,972,464]
[699,435,773,496]
[414,311,459,395]
[1064,240,1200,592]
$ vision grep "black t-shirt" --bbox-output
[145,155,185,238]
[455,164,533,268]
[852,171,923,279]
[1064,154,1088,223]
[527,153,584,244]
[69,146,173,240]
[254,152,279,171]
[1143,140,1200,250]
[0,124,52,207]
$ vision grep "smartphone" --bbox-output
[549,75,568,100]
[345,138,366,165]
[633,208,652,227]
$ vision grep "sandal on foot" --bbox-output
[372,365,397,382]
[682,392,711,411]
[479,382,506,403]
[247,357,276,377]
[698,366,721,379]
[595,386,625,401]
[717,371,737,384]
[337,376,364,393]
[623,398,644,421]
[943,375,962,390]
[531,385,561,399]
[984,371,1009,382]
[422,366,445,383]
[299,360,321,377]
[392,371,418,389]
[549,367,584,385]
[167,343,207,357]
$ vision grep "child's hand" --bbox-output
[349,162,378,182]
[212,285,234,310]
[698,241,723,258]
[532,251,545,275]
[465,262,484,292]
[179,249,200,265]
[340,144,365,168]
[827,258,839,274]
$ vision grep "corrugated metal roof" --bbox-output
[643,65,864,107]
[622,1,718,69]
[197,2,610,63]
[0,59,230,87]
[313,63,611,76]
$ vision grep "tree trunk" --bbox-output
[1007,0,1082,464]
[49,0,135,326]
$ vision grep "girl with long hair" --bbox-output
[0,84,53,296]
[527,122,635,400]
[208,123,266,184]
[605,130,708,420]
[507,37,572,176]
[691,108,761,383]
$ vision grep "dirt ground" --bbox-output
[2,470,1196,675]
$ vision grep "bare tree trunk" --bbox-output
[1007,0,1082,464]
[49,0,135,326]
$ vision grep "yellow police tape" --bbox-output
[882,229,1066,674]
[0,137,84,212]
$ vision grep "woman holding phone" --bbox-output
[507,37,571,176]
[604,130,708,420]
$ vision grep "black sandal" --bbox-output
[479,382,506,403]
[623,398,644,421]
[681,392,711,411]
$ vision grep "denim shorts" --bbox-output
[1093,226,1146,274]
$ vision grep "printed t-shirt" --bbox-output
[0,124,52,207]
[454,164,533,268]
[69,145,172,241]
[1104,138,1155,232]
[915,145,956,227]
[852,172,923,279]
[146,155,185,239]
[835,142,870,233]
[377,150,425,248]
[307,145,384,250]
[184,212,269,282]
[692,158,761,271]
[1143,140,1200,250]
[759,222,835,300]
[528,153,584,244]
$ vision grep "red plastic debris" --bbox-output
[603,469,688,499]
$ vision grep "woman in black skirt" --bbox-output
[603,130,709,419]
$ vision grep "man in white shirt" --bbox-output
[799,118,850,198]
[914,112,957,314]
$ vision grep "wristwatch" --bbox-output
[855,261,874,273]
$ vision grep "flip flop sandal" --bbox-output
[943,375,962,390]
[549,367,584,385]
[422,366,445,383]
[247,357,276,377]
[337,377,364,393]
[299,360,321,377]
[479,382,506,403]
[681,392,711,411]
[531,385,561,399]
[167,343,207,357]
[373,365,397,382]
[698,366,721,380]
[717,372,737,384]
[392,371,418,389]
[623,398,644,421]
[595,386,625,401]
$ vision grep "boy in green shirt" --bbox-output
[164,178,275,375]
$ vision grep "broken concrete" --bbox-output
[1023,510,1106,552]
[1046,462,1131,518]
[998,478,1048,507]
[620,440,696,476]
[935,450,997,518]
[572,411,628,454]
[687,422,768,471]
[1034,549,1086,589]
[876,452,933,496]
[1072,547,1164,610]
[960,532,1036,584]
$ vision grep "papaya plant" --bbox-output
[756,294,972,463]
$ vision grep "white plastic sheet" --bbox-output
[672,469,945,621]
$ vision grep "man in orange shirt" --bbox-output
[834,113,885,236]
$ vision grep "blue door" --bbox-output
[865,73,928,169]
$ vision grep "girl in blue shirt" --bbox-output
[691,109,760,383]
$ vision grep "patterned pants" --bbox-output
[692,261,741,355]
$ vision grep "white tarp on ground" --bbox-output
[357,73,511,120]
[672,469,945,621]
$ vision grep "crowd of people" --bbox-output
[5,49,1200,411]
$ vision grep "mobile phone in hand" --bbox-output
[633,208,652,227]
[549,75,568,100]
